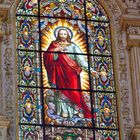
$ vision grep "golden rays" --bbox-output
[42,19,89,92]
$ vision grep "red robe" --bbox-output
[43,42,92,118]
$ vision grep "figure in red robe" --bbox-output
[43,27,97,118]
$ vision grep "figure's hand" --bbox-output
[53,45,64,52]
[91,70,99,78]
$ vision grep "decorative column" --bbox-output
[0,3,9,114]
[0,3,11,140]
[120,13,140,140]
[0,16,3,114]
[127,26,140,140]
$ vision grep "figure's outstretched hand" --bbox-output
[91,70,99,78]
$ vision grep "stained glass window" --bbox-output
[16,0,120,139]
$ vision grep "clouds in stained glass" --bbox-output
[44,89,92,127]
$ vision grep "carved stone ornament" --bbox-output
[0,115,10,140]
[127,26,140,35]
[121,0,140,10]
[126,25,140,48]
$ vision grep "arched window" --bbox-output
[16,0,120,139]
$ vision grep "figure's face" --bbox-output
[58,29,68,41]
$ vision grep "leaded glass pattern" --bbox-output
[16,0,120,139]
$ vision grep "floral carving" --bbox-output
[127,26,140,35]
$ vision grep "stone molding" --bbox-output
[131,125,140,140]
[0,115,10,140]
[0,115,10,127]
[0,4,11,40]
[127,25,140,48]
[120,14,140,49]
[120,14,140,29]
[121,0,140,10]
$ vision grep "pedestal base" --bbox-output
[131,125,140,140]
[0,115,10,140]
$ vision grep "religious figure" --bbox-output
[43,26,98,119]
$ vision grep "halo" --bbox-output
[54,26,73,39]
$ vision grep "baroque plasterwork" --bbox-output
[0,0,139,140]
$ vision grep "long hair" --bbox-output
[55,29,72,43]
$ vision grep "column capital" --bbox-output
[0,115,10,140]
[126,25,140,49]
[131,125,140,140]
[0,4,10,41]
[0,115,10,128]
[120,14,140,49]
